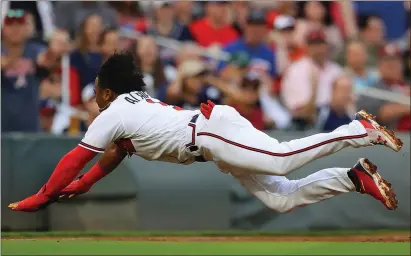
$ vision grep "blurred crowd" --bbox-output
[2,1,410,135]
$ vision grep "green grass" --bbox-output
[1,240,410,255]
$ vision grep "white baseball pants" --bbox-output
[195,105,371,212]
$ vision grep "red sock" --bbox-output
[81,163,110,187]
[42,146,97,197]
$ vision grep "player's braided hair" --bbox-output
[97,50,146,94]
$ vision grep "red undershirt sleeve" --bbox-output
[42,146,97,197]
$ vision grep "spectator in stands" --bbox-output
[266,1,297,28]
[148,1,194,66]
[1,9,64,132]
[271,15,305,75]
[108,1,147,33]
[189,1,238,48]
[219,51,250,86]
[54,1,118,39]
[165,59,222,109]
[357,44,410,132]
[344,40,379,90]
[173,1,196,25]
[294,1,343,58]
[357,14,386,67]
[39,30,74,103]
[174,43,202,67]
[231,1,250,36]
[39,99,57,133]
[4,1,55,42]
[281,30,342,130]
[226,72,272,130]
[149,1,193,42]
[218,9,277,80]
[134,36,168,98]
[317,74,355,132]
[99,28,120,63]
[70,14,103,90]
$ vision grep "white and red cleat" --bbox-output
[348,158,398,210]
[355,110,403,152]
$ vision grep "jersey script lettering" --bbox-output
[125,91,150,104]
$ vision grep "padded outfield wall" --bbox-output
[1,132,409,231]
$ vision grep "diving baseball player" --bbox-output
[9,51,403,213]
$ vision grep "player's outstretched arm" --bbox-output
[8,146,98,212]
[59,143,127,199]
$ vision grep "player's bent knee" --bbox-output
[262,196,296,213]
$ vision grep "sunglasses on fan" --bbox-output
[4,9,26,25]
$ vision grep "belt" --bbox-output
[187,114,207,162]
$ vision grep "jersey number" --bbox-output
[146,99,183,111]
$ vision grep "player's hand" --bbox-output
[58,175,91,199]
[8,185,56,212]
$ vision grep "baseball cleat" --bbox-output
[355,110,403,152]
[349,158,398,210]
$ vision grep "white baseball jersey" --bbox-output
[79,91,199,164]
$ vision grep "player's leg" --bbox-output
[197,105,402,176]
[231,158,397,213]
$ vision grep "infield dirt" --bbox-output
[4,233,410,243]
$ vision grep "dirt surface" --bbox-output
[4,233,410,243]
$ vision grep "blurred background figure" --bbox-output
[54,1,117,39]
[149,1,193,42]
[189,1,238,48]
[1,9,64,132]
[134,36,169,98]
[99,28,120,63]
[0,0,408,136]
[70,14,103,91]
[81,84,100,128]
[231,1,250,36]
[344,40,379,90]
[165,59,221,110]
[39,98,58,133]
[2,0,55,42]
[271,15,305,76]
[218,9,276,81]
[317,74,355,132]
[294,1,343,58]
[357,44,410,132]
[108,1,146,32]
[266,1,298,26]
[281,30,341,130]
[356,14,386,67]
[226,72,274,131]
[148,1,194,66]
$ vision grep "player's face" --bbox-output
[94,78,115,110]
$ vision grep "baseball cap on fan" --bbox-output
[379,44,401,60]
[82,84,96,103]
[247,9,266,25]
[274,15,295,31]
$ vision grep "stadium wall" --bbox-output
[2,132,409,231]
